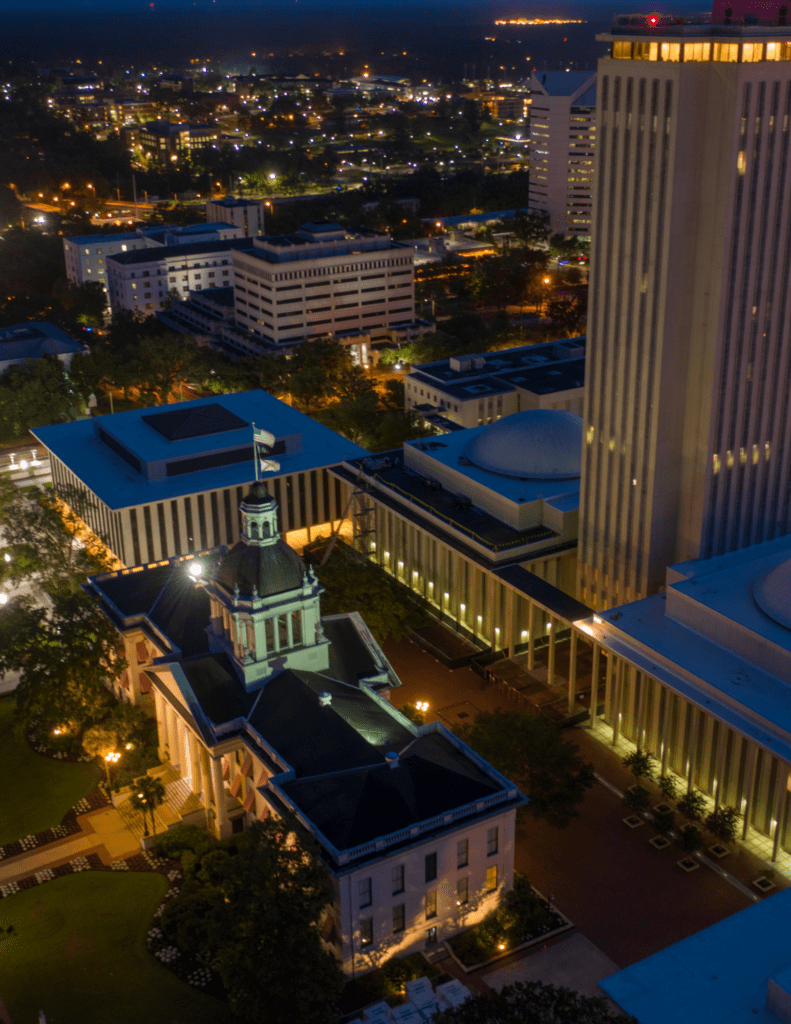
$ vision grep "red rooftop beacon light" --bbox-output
[647,12,660,25]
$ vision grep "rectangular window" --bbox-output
[210,491,220,546]
[393,904,405,934]
[143,505,155,561]
[156,503,167,557]
[358,878,372,908]
[660,41,680,62]
[392,864,405,895]
[457,839,469,869]
[360,917,373,946]
[170,501,181,552]
[487,827,499,856]
[486,865,498,892]
[223,489,233,543]
[425,852,437,883]
[425,890,437,919]
[457,877,469,906]
[425,926,438,945]
[196,494,208,549]
[184,499,195,552]
[129,508,141,565]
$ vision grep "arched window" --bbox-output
[250,521,259,539]
[262,521,271,538]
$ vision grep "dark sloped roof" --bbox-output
[248,671,385,777]
[215,539,304,599]
[296,671,413,750]
[280,732,502,850]
[180,652,257,724]
[323,617,379,683]
[89,561,212,658]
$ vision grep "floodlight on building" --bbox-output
[188,561,203,579]
[0,594,8,606]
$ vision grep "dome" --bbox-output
[215,539,304,599]
[753,558,791,631]
[462,409,583,481]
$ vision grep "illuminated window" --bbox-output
[613,41,632,59]
[425,890,437,919]
[683,42,711,61]
[742,43,764,62]
[661,42,681,62]
[633,41,658,60]
[713,42,739,62]
[486,865,498,892]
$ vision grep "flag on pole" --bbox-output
[253,426,276,448]
[260,458,280,474]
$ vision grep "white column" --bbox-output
[568,629,578,714]
[152,689,167,762]
[211,757,230,836]
[589,643,600,728]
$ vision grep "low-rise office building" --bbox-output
[64,222,243,305]
[0,322,87,374]
[581,534,791,864]
[105,236,251,314]
[332,408,586,663]
[206,196,265,236]
[404,338,585,432]
[32,390,367,568]
[87,481,524,975]
[231,223,417,348]
[138,120,219,164]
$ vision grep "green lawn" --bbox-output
[0,695,101,846]
[0,872,235,1024]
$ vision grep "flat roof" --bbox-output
[209,196,260,208]
[343,447,562,554]
[591,591,791,764]
[107,237,252,266]
[0,322,85,360]
[32,390,367,511]
[600,887,791,1024]
[65,232,141,245]
[412,337,586,386]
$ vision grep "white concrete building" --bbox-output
[579,16,791,610]
[87,482,524,974]
[64,223,244,307]
[528,71,597,237]
[231,223,416,348]
[405,337,586,432]
[105,236,250,315]
[32,390,367,567]
[206,196,265,236]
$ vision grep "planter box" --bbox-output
[677,857,699,873]
[708,844,730,859]
[444,919,574,974]
[753,877,776,893]
[140,833,157,851]
[649,835,671,850]
[623,815,644,829]
[653,802,672,814]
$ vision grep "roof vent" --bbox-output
[386,750,399,769]
[319,691,332,707]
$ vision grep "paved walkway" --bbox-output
[0,806,139,885]
[482,933,620,1003]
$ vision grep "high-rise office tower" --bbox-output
[579,6,791,610]
[528,71,597,237]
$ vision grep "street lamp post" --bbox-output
[104,750,120,789]
[542,276,551,315]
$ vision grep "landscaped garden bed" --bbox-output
[337,953,442,1016]
[445,873,571,971]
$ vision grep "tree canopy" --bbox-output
[159,818,344,1024]
[456,710,595,828]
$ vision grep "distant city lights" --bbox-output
[494,17,586,25]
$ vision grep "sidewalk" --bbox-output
[0,806,139,886]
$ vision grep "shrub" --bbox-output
[623,785,651,813]
[156,824,216,864]
[677,789,707,822]
[705,806,739,844]
[161,888,220,955]
[381,953,426,990]
[498,873,546,935]
[450,928,491,967]
[676,824,703,853]
[658,773,679,801]
[652,806,676,835]
[622,750,657,782]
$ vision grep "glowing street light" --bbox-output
[104,750,120,787]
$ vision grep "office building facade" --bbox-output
[528,71,597,237]
[579,15,791,610]
[206,196,265,236]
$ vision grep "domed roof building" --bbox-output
[462,409,583,481]
[753,558,791,632]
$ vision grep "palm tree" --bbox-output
[130,774,166,838]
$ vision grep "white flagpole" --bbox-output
[252,422,259,482]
